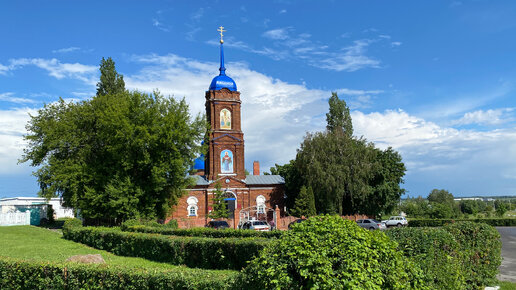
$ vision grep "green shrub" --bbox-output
[408,218,516,227]
[63,225,267,270]
[120,219,178,231]
[443,222,502,288]
[0,257,238,289]
[386,227,466,289]
[123,225,283,239]
[62,218,83,231]
[240,215,427,289]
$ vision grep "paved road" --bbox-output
[497,227,516,282]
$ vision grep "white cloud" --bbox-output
[452,108,514,126]
[52,47,80,53]
[0,92,38,104]
[0,108,36,174]
[352,109,516,194]
[6,58,97,84]
[0,63,8,74]
[316,40,380,72]
[262,28,289,40]
[391,41,402,47]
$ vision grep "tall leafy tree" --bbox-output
[21,58,206,222]
[96,57,126,96]
[209,182,229,219]
[291,93,406,216]
[326,92,353,137]
[290,186,316,217]
[268,160,303,209]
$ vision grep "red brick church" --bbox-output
[168,28,285,228]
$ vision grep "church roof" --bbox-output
[191,175,209,185]
[244,175,285,185]
[190,174,285,186]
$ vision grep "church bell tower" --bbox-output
[205,27,245,181]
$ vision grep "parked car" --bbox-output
[240,220,270,231]
[382,216,408,227]
[287,218,307,230]
[205,220,230,229]
[356,219,386,230]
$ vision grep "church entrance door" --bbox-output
[223,191,236,219]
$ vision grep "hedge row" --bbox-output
[123,225,284,239]
[62,221,268,270]
[408,218,516,227]
[0,257,238,289]
[386,227,465,289]
[387,222,501,289]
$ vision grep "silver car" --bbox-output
[356,219,386,230]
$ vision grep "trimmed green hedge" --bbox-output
[63,221,268,270]
[408,218,516,227]
[443,222,501,288]
[121,219,178,230]
[0,257,238,289]
[386,227,466,289]
[388,222,502,289]
[123,225,284,239]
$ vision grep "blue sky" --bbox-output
[1,1,516,198]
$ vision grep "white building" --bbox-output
[0,197,74,219]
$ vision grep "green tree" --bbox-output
[428,189,455,204]
[399,196,429,218]
[209,182,229,219]
[427,189,460,218]
[291,186,316,217]
[21,58,206,222]
[460,200,479,215]
[495,200,509,217]
[268,160,303,209]
[293,93,406,216]
[96,57,126,96]
[429,203,454,219]
[326,92,353,137]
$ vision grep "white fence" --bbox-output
[0,211,31,226]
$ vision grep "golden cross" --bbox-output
[218,26,226,43]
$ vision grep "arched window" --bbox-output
[187,196,198,217]
[256,195,266,214]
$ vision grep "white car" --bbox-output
[383,216,408,227]
[240,220,271,231]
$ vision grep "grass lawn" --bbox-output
[499,280,516,290]
[0,225,235,274]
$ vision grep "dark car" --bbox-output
[288,218,307,230]
[205,220,230,229]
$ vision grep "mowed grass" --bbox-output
[0,225,235,274]
[500,280,516,290]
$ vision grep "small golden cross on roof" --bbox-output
[218,26,226,43]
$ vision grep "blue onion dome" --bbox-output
[193,154,205,170]
[209,75,237,91]
[209,33,237,91]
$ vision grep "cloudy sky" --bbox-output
[1,1,516,198]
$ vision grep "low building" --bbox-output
[0,197,74,225]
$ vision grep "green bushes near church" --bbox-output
[387,222,502,289]
[443,221,502,288]
[239,215,427,290]
[122,224,283,239]
[408,217,516,227]
[0,257,238,289]
[386,227,466,289]
[63,219,267,270]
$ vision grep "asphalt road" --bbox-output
[497,227,516,282]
